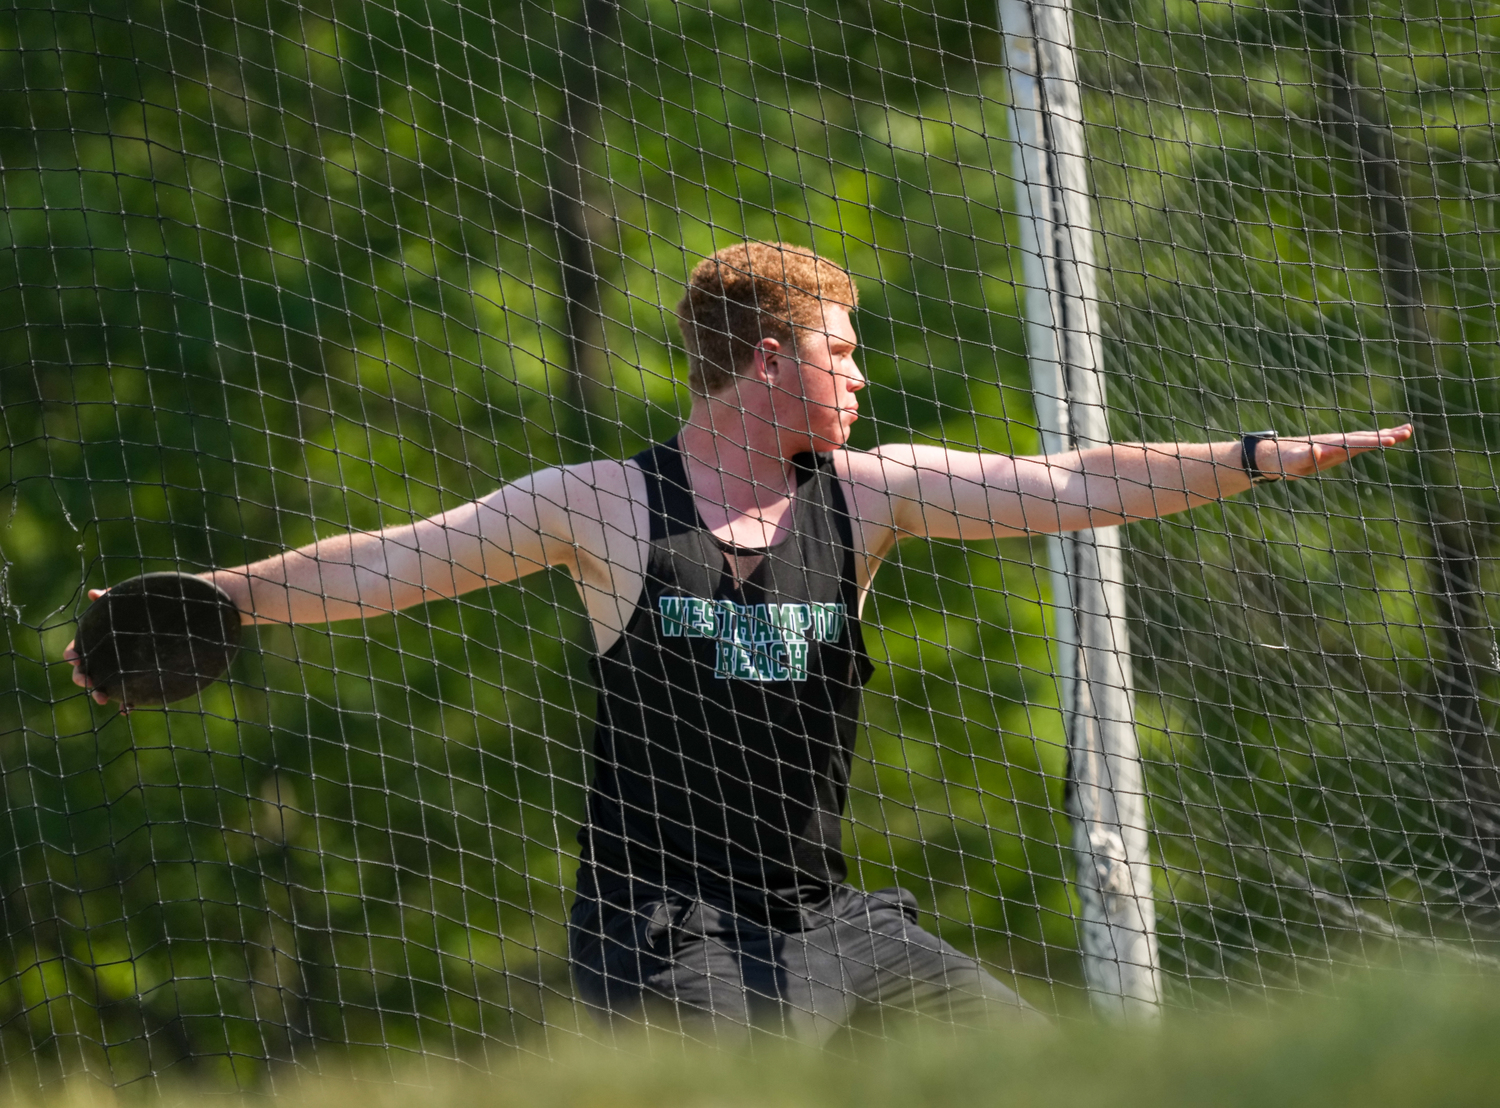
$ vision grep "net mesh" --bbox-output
[1,0,1497,1085]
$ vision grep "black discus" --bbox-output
[74,572,243,707]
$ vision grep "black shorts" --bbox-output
[569,883,1040,1043]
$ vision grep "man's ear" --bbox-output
[751,337,783,384]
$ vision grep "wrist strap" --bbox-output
[1241,430,1280,485]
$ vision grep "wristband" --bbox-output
[1241,430,1281,485]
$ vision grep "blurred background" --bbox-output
[2,0,1498,1087]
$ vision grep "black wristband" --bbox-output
[1241,430,1280,485]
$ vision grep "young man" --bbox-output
[68,242,1411,1040]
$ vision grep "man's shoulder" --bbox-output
[557,455,639,486]
[835,442,991,480]
[829,444,920,487]
[479,457,645,517]
[548,456,648,516]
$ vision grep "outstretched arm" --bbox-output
[201,466,581,624]
[66,464,606,702]
[860,425,1413,544]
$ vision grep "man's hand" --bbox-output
[1254,424,1414,481]
[64,589,110,705]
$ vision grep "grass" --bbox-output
[11,964,1500,1107]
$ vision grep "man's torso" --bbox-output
[561,446,895,655]
[577,439,874,907]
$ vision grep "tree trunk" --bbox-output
[1308,0,1499,864]
[545,0,620,434]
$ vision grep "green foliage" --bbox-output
[7,964,1500,1106]
[0,0,1071,1084]
[1,0,1496,1089]
[1077,0,1500,988]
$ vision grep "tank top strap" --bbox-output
[630,437,698,542]
[804,450,859,589]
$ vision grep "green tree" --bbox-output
[1,0,1072,1084]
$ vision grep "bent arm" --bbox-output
[872,425,1413,542]
[205,468,576,624]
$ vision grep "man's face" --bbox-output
[769,305,865,452]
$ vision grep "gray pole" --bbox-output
[999,0,1161,1015]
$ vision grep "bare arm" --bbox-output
[65,466,605,701]
[202,467,584,624]
[67,461,643,702]
[856,425,1414,547]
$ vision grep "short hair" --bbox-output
[675,242,858,396]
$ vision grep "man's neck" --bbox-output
[679,396,800,517]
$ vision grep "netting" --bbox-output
[2,0,1498,1086]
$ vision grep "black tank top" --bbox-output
[578,438,874,913]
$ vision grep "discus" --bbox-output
[74,572,243,707]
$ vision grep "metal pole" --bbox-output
[999,0,1161,1015]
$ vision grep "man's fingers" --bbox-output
[1337,424,1413,450]
[65,628,107,699]
[1339,425,1412,462]
[1287,423,1413,475]
[67,593,104,695]
[1309,424,1412,445]
[70,589,113,704]
[65,639,93,690]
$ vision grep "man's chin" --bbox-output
[777,425,849,456]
